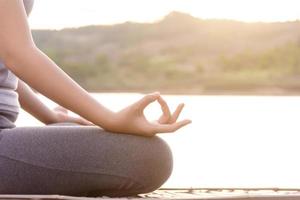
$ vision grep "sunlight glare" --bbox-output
[29,0,300,30]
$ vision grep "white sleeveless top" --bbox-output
[0,0,34,113]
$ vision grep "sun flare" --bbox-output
[29,0,300,30]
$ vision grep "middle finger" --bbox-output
[170,103,185,123]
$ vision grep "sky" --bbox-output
[28,0,300,30]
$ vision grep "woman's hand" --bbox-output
[51,106,94,125]
[105,92,191,136]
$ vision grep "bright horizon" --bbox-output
[28,0,300,30]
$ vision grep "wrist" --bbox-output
[96,110,118,131]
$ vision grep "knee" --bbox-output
[136,136,173,194]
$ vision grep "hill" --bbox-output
[32,12,300,94]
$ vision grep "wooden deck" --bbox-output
[1,188,300,200]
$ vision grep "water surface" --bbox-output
[16,93,300,188]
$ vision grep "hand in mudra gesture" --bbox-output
[106,92,191,136]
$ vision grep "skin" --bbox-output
[0,0,191,137]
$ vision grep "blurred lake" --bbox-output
[16,93,300,188]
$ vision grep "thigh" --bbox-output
[0,124,173,197]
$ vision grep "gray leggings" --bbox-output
[0,111,173,197]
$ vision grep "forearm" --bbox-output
[6,46,114,128]
[17,79,57,124]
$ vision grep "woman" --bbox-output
[0,0,191,197]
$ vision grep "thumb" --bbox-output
[137,92,160,111]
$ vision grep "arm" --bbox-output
[0,0,190,136]
[17,79,92,125]
[0,0,114,128]
[17,79,57,124]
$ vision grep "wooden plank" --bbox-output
[0,195,105,200]
[2,189,300,200]
[2,194,300,200]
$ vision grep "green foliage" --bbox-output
[32,12,300,94]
